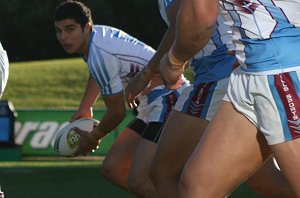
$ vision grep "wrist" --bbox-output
[167,48,188,70]
[89,125,107,140]
[140,67,154,82]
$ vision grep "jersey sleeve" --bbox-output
[88,50,123,96]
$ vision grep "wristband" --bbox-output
[167,49,188,70]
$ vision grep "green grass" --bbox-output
[0,158,136,198]
[2,58,104,108]
[0,158,260,198]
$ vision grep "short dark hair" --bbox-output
[54,1,93,29]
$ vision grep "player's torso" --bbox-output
[219,0,300,74]
[87,25,155,95]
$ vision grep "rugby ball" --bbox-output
[54,118,100,157]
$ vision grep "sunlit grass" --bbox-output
[2,58,98,108]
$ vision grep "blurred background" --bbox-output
[0,0,166,62]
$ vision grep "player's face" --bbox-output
[54,19,90,55]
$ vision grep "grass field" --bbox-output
[0,58,262,197]
[0,158,261,198]
[0,157,136,198]
[2,58,101,108]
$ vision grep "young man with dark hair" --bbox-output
[54,1,189,196]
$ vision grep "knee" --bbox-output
[149,165,157,186]
[179,172,190,195]
[149,163,164,188]
[100,160,113,180]
[128,171,154,197]
[246,178,273,197]
[128,173,142,193]
[149,162,179,188]
[101,159,128,182]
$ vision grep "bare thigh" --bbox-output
[180,101,271,197]
[150,110,208,180]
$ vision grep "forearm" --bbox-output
[88,91,127,140]
[89,110,126,140]
[79,75,100,110]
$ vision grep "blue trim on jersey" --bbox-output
[89,60,107,93]
[267,75,292,141]
[158,89,180,122]
[85,30,107,92]
[83,31,95,62]
[181,86,196,113]
[85,30,110,93]
[163,0,173,11]
[91,49,112,94]
[242,34,300,73]
[211,21,226,50]
[147,88,172,104]
[224,0,300,73]
[260,0,294,34]
[191,49,235,82]
[226,7,248,39]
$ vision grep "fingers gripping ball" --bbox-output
[54,118,100,157]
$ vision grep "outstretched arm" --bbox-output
[159,0,219,87]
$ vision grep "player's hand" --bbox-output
[141,74,163,95]
[159,51,185,90]
[125,67,155,108]
[125,71,149,108]
[73,127,99,156]
[70,108,93,122]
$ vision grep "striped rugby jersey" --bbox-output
[85,25,155,95]
[219,0,300,74]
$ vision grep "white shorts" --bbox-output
[224,68,300,145]
[174,78,229,121]
[137,82,189,123]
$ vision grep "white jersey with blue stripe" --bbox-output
[219,0,300,75]
[158,0,235,82]
[86,25,155,96]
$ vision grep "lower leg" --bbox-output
[101,128,140,191]
[150,111,208,198]
[128,139,156,198]
[247,157,295,198]
[271,139,300,197]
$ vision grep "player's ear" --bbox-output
[84,22,92,33]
